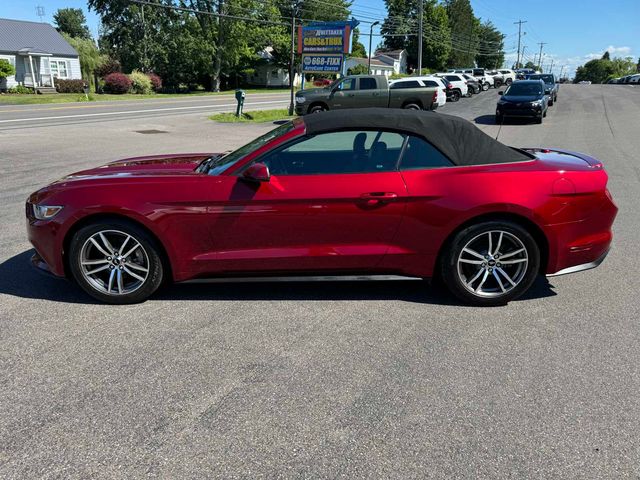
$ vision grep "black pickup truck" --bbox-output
[294,75,437,115]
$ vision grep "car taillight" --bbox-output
[432,91,437,102]
[446,84,452,89]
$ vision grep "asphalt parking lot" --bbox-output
[1,85,639,477]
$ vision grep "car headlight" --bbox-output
[530,100,542,106]
[32,204,63,220]
[295,96,306,104]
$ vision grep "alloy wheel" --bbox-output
[456,230,528,298]
[79,229,150,295]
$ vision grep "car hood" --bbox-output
[59,153,214,181]
[501,95,541,102]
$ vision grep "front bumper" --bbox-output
[497,104,543,118]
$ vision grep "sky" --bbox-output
[2,0,639,77]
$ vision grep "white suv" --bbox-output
[450,68,494,90]
[435,73,469,99]
[388,77,447,109]
[499,69,516,85]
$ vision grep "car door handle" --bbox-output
[360,192,398,205]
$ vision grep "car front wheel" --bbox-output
[440,221,540,306]
[69,220,164,304]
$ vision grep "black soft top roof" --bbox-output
[302,108,533,166]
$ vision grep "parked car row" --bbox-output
[607,74,640,84]
[495,74,559,124]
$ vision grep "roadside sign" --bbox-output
[297,25,351,54]
[301,54,343,73]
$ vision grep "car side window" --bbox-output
[390,80,421,89]
[257,130,406,175]
[359,77,377,90]
[335,78,355,91]
[399,135,452,170]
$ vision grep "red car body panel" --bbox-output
[26,122,618,284]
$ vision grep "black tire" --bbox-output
[403,102,422,110]
[440,220,540,306]
[449,90,461,102]
[308,104,327,114]
[543,109,547,118]
[506,78,513,86]
[548,98,554,106]
[69,219,164,304]
[482,82,490,91]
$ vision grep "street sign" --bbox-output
[301,54,343,73]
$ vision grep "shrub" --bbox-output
[8,85,33,94]
[129,70,152,94]
[147,72,162,92]
[0,59,16,79]
[103,72,131,94]
[95,57,121,78]
[55,78,86,93]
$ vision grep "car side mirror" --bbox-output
[498,91,504,95]
[242,162,270,182]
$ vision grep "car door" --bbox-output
[203,130,409,274]
[328,77,358,109]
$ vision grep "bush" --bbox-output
[95,57,121,78]
[8,85,33,94]
[147,72,162,92]
[55,78,86,93]
[103,72,131,94]
[129,70,152,94]
[0,59,16,79]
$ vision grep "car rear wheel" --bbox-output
[449,91,460,102]
[440,221,540,306]
[482,83,490,91]
[69,220,164,304]
[403,102,422,110]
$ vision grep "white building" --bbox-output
[0,18,82,93]
[344,49,408,77]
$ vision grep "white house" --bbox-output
[344,49,408,77]
[244,47,301,88]
[0,18,82,92]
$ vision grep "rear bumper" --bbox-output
[546,248,609,277]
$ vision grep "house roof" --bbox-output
[0,18,78,57]
[348,57,394,69]
[375,49,405,60]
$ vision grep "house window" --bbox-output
[50,60,69,79]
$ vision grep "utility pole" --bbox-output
[514,19,527,69]
[536,42,546,69]
[559,65,565,79]
[288,1,296,115]
[521,45,527,65]
[417,0,423,74]
[368,21,379,75]
[548,59,554,74]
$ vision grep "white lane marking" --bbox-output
[0,100,288,124]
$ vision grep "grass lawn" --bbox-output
[0,89,292,106]
[209,109,295,123]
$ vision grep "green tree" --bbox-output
[0,59,16,80]
[54,8,92,39]
[524,60,540,71]
[347,63,369,75]
[350,28,367,58]
[381,0,451,71]
[574,55,636,83]
[601,51,610,61]
[444,0,478,67]
[475,20,504,69]
[63,34,105,84]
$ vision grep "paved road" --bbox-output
[1,85,639,478]
[0,92,290,130]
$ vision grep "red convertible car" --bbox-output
[26,109,617,306]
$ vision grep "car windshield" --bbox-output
[504,83,543,96]
[199,122,295,175]
[529,74,554,84]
